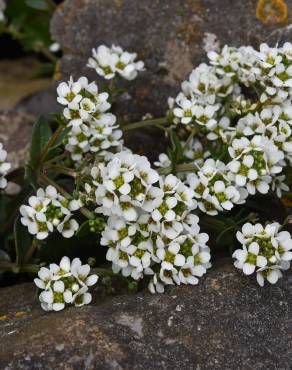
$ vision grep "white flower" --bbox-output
[0,142,11,189]
[87,44,144,80]
[148,273,165,294]
[233,222,292,286]
[154,153,172,169]
[57,216,79,238]
[173,94,197,125]
[49,42,60,53]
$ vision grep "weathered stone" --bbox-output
[0,110,34,170]
[51,0,292,120]
[0,58,51,111]
[0,258,291,370]
[17,85,61,119]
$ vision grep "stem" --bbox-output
[158,162,198,175]
[23,239,38,265]
[45,0,57,10]
[45,164,77,178]
[0,262,40,274]
[39,174,95,220]
[176,163,198,172]
[44,152,69,165]
[91,267,117,277]
[36,45,57,63]
[182,128,199,152]
[40,126,63,164]
[122,117,168,132]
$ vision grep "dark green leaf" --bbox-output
[76,220,91,237]
[6,0,53,51]
[14,217,32,269]
[29,116,52,168]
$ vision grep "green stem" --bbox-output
[40,125,63,164]
[45,0,57,10]
[23,239,38,265]
[182,128,199,152]
[157,162,198,175]
[91,267,117,277]
[39,174,95,220]
[122,117,168,131]
[0,262,39,274]
[44,152,69,165]
[45,164,77,178]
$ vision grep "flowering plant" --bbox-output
[0,42,292,311]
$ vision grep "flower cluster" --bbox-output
[0,142,11,189]
[227,135,284,195]
[87,44,144,80]
[187,158,247,215]
[57,76,111,127]
[20,186,80,240]
[57,76,123,162]
[35,256,98,311]
[169,42,292,201]
[86,150,211,292]
[64,113,123,162]
[233,222,292,286]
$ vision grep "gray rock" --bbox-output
[0,110,34,170]
[0,258,291,370]
[51,0,292,120]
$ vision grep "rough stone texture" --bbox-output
[0,59,51,111]
[0,110,34,170]
[17,85,61,119]
[0,258,291,370]
[51,0,292,120]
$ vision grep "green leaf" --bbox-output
[25,0,50,11]
[41,125,71,162]
[76,220,91,237]
[14,217,32,269]
[6,0,53,51]
[29,116,52,168]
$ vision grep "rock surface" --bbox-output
[51,0,292,120]
[0,258,291,370]
[0,110,34,170]
[0,59,51,111]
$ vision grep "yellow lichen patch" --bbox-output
[0,315,8,321]
[113,0,123,9]
[256,0,289,24]
[15,311,27,318]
